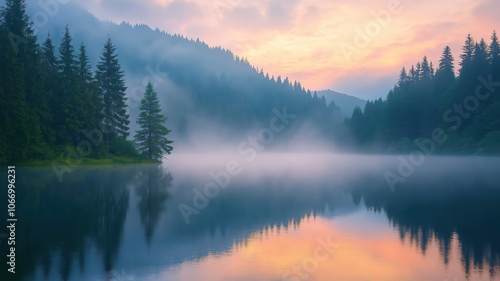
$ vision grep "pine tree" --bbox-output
[134,82,173,160]
[40,33,58,144]
[415,62,422,81]
[398,67,408,87]
[472,38,489,77]
[489,30,500,79]
[459,34,475,76]
[77,42,102,129]
[436,46,455,87]
[1,0,29,37]
[56,26,83,145]
[421,56,432,81]
[96,38,130,148]
[0,26,33,161]
[42,33,57,74]
[58,26,77,80]
[0,0,45,160]
[409,65,417,82]
[438,46,455,74]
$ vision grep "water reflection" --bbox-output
[4,155,500,281]
[135,165,172,244]
[356,175,500,279]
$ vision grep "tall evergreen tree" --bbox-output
[409,65,417,82]
[96,38,130,148]
[472,38,490,77]
[0,0,45,160]
[134,82,173,160]
[398,67,408,87]
[459,34,475,76]
[438,46,455,75]
[42,33,57,74]
[58,26,77,80]
[39,33,58,144]
[489,30,500,79]
[77,42,102,129]
[436,46,455,88]
[0,26,33,161]
[421,56,432,81]
[56,26,83,145]
[415,62,422,81]
[1,0,29,38]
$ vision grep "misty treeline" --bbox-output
[121,25,344,139]
[0,0,175,163]
[0,0,344,163]
[345,31,500,154]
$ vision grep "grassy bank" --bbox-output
[14,156,160,167]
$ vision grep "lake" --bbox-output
[6,154,500,281]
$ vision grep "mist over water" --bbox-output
[7,154,500,281]
[2,2,499,281]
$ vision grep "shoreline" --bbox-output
[4,157,160,167]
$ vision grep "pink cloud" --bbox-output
[71,0,500,99]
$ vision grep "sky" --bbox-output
[69,0,499,100]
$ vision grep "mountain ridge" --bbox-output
[23,2,344,144]
[317,89,367,118]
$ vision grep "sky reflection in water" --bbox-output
[9,154,500,281]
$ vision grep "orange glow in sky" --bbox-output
[74,0,500,99]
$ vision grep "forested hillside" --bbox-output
[318,90,366,118]
[345,32,500,155]
[0,0,342,164]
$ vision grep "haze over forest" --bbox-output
[2,2,500,281]
[1,0,499,163]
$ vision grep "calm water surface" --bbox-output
[4,154,500,281]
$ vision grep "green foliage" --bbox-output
[0,0,46,162]
[77,42,102,130]
[0,1,141,164]
[109,138,140,158]
[346,31,500,155]
[134,82,173,160]
[459,33,475,77]
[96,38,130,142]
[490,30,500,80]
[56,26,84,145]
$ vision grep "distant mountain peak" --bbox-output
[317,89,366,118]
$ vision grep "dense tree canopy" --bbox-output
[0,0,136,162]
[0,0,342,164]
[345,31,500,155]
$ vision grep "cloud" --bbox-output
[69,0,500,100]
[473,0,500,26]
